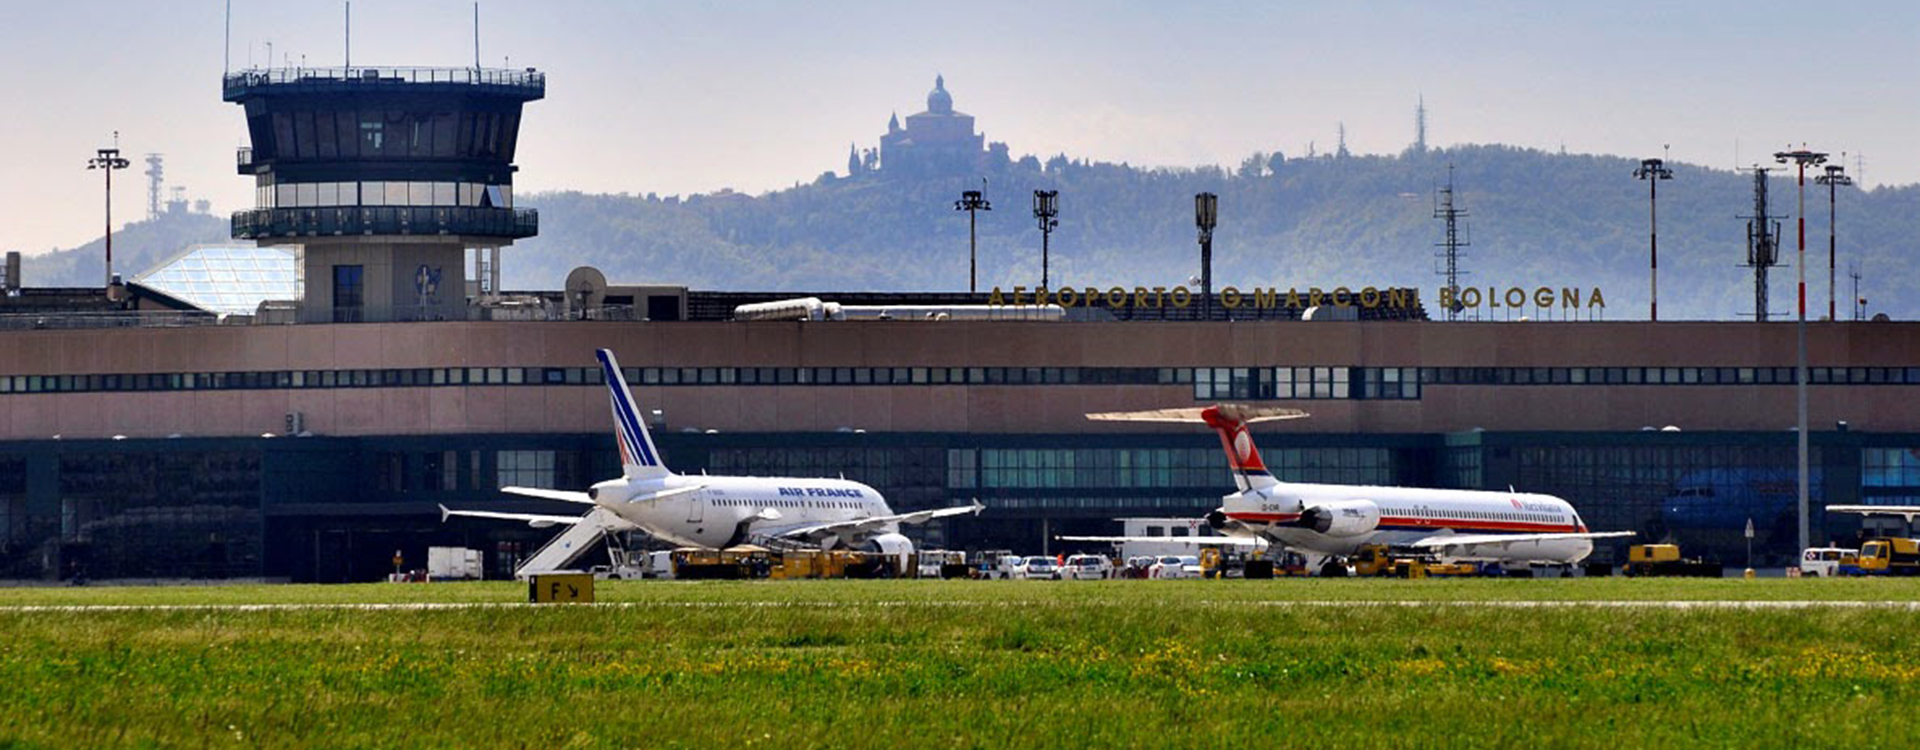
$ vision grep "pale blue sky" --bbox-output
[3,0,1915,253]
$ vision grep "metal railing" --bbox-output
[0,311,220,331]
[223,67,545,99]
[231,206,538,240]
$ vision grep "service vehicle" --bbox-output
[1016,556,1061,580]
[1061,554,1114,580]
[1150,555,1202,579]
[426,546,483,580]
[1621,544,1721,577]
[1799,546,1858,577]
[1838,537,1920,576]
[973,551,1020,580]
[918,550,972,579]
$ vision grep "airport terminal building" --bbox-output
[2,313,1918,581]
[3,64,1917,581]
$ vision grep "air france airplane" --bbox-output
[442,349,982,556]
[1063,405,1632,574]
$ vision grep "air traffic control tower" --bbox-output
[224,66,542,322]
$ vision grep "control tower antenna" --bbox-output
[143,153,165,220]
[1739,166,1783,322]
[473,3,481,70]
[1432,165,1470,320]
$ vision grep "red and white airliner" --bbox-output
[1064,405,1632,575]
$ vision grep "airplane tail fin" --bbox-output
[596,349,670,480]
[1086,405,1306,492]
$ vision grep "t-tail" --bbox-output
[1084,404,1306,492]
[1198,406,1280,492]
[596,349,670,480]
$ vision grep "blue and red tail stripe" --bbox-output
[597,349,659,468]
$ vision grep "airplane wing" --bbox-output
[502,484,705,505]
[769,501,985,543]
[1086,405,1308,424]
[501,486,594,504]
[439,504,591,529]
[1826,505,1920,521]
[1056,535,1269,549]
[1405,530,1635,552]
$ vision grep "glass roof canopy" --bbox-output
[133,245,300,316]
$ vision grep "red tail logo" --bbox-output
[1201,406,1267,473]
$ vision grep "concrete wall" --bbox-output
[0,320,1915,440]
[297,240,466,323]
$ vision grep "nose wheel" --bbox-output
[1319,559,1349,577]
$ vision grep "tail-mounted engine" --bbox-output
[1297,500,1381,537]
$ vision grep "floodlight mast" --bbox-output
[955,185,991,293]
[1633,158,1673,321]
[1815,164,1852,322]
[1775,147,1827,557]
[86,135,132,288]
[1032,190,1059,289]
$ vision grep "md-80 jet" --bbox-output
[443,349,982,559]
[1064,405,1631,575]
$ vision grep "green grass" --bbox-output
[3,579,1919,748]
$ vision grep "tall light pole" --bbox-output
[955,186,991,293]
[86,135,132,288]
[1195,192,1218,320]
[1032,190,1058,289]
[1816,164,1852,322]
[1776,147,1827,556]
[1633,157,1672,321]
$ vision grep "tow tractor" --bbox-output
[1620,544,1721,577]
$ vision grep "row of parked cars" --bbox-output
[980,554,1204,580]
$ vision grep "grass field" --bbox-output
[4,579,1920,748]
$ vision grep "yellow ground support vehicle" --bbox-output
[1838,538,1920,576]
[1351,544,1482,578]
[671,546,775,579]
[1621,544,1721,577]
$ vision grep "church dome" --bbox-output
[926,74,953,115]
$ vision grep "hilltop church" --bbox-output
[850,76,995,179]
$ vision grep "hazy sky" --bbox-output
[4,1,1915,254]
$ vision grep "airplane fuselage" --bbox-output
[1220,481,1596,563]
[596,474,891,549]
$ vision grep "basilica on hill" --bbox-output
[848,75,1006,180]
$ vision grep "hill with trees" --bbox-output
[512,144,1915,321]
[21,145,1914,321]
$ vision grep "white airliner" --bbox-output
[1062,405,1632,574]
[442,349,983,557]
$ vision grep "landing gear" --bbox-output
[1319,560,1350,578]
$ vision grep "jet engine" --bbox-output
[860,532,915,577]
[587,478,631,502]
[862,532,915,558]
[1297,500,1381,537]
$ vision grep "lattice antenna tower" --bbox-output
[143,153,165,220]
[1738,166,1784,322]
[1433,165,1470,320]
[1414,95,1427,153]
